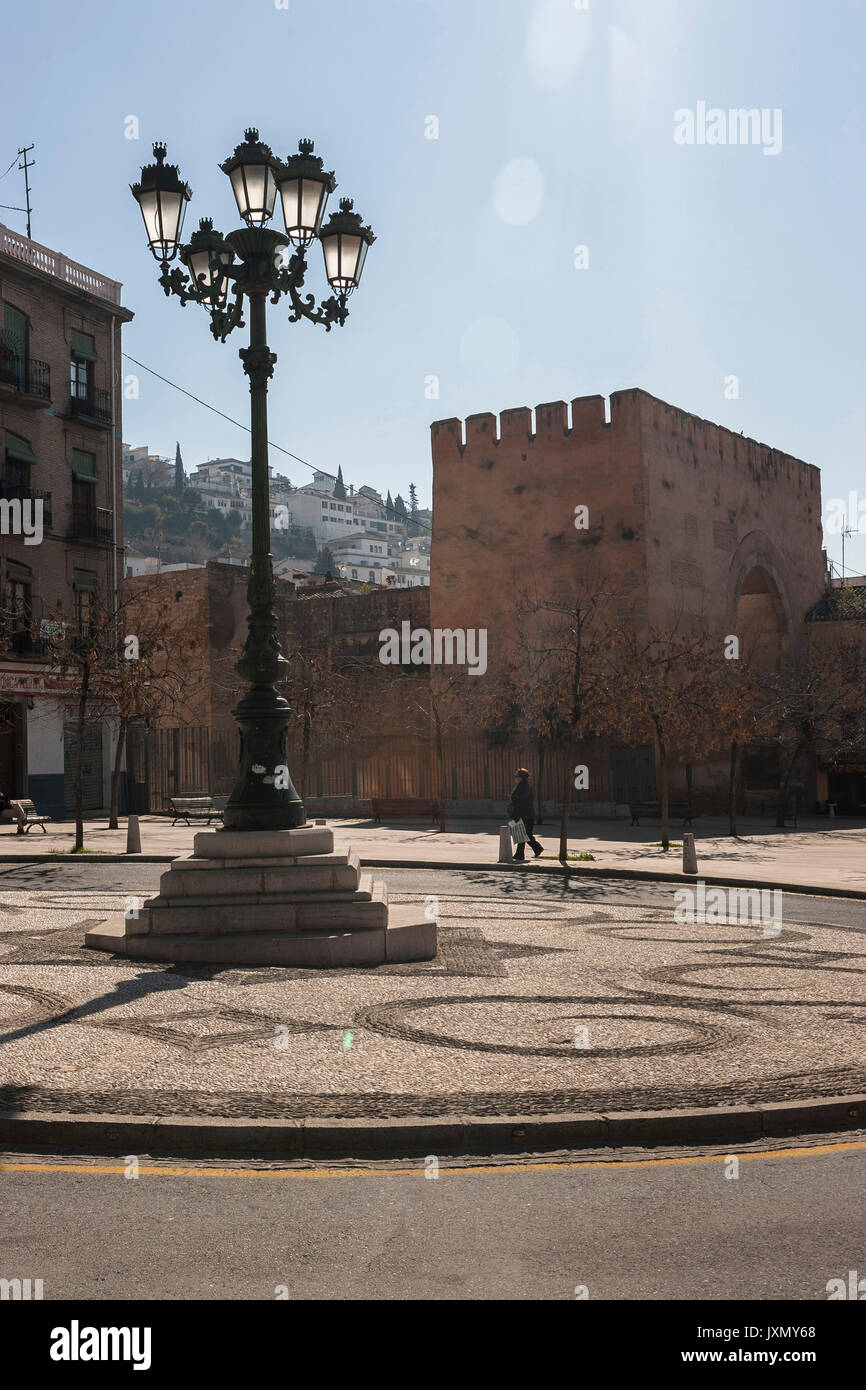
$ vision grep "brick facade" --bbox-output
[429,388,828,807]
[0,223,133,814]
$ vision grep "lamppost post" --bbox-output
[223,287,302,830]
[130,131,375,834]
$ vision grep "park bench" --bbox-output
[629,801,695,829]
[168,795,227,827]
[3,798,51,834]
[372,797,441,824]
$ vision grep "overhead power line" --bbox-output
[122,351,431,536]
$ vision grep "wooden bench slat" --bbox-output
[169,795,225,826]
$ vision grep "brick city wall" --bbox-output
[430,388,826,671]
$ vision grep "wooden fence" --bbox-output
[126,724,656,813]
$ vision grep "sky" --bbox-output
[2,0,865,572]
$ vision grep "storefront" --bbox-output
[0,665,116,818]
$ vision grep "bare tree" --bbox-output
[602,616,727,852]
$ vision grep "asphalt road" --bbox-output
[2,861,865,932]
[1,1138,864,1300]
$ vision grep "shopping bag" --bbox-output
[509,818,528,845]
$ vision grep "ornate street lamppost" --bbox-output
[131,131,375,831]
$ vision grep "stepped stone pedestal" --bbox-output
[84,826,437,967]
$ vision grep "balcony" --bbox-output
[0,482,52,527]
[0,594,49,662]
[68,380,112,427]
[0,224,123,305]
[68,503,113,543]
[2,625,46,658]
[0,351,51,408]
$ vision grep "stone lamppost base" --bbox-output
[84,826,437,968]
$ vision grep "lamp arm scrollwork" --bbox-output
[273,247,348,331]
[209,280,246,342]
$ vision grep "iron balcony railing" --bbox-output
[0,482,52,526]
[0,594,47,660]
[3,624,46,657]
[0,352,51,399]
[69,380,112,425]
[68,503,113,543]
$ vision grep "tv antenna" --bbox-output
[17,144,35,238]
[841,524,857,588]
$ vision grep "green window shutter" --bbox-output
[70,329,97,361]
[5,559,33,582]
[71,448,97,481]
[4,304,29,356]
[5,431,37,464]
[72,569,97,591]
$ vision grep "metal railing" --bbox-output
[0,353,51,399]
[68,503,113,543]
[0,482,52,526]
[69,380,112,425]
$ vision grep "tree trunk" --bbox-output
[300,700,312,798]
[558,753,572,862]
[776,741,803,827]
[685,762,693,820]
[108,715,128,830]
[73,664,90,853]
[435,719,447,832]
[654,724,670,851]
[536,739,546,826]
[728,740,741,837]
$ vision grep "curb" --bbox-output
[0,852,864,901]
[0,855,173,864]
[1,1095,864,1159]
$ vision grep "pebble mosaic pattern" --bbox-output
[0,886,864,1119]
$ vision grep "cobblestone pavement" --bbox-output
[1,877,865,1120]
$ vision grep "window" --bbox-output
[71,448,97,482]
[73,570,97,634]
[70,330,96,406]
[3,431,36,492]
[351,569,358,579]
[4,562,32,651]
[2,304,29,390]
[368,570,375,581]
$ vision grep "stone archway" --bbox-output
[736,563,790,670]
[727,536,796,673]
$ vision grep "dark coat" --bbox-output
[510,779,535,823]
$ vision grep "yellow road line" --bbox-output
[1,1138,864,1180]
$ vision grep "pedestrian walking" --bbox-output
[508,768,543,862]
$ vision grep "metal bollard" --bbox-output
[682,831,698,876]
[126,814,142,855]
[498,826,514,864]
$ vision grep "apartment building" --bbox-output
[0,222,133,815]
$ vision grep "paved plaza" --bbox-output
[1,866,864,1127]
